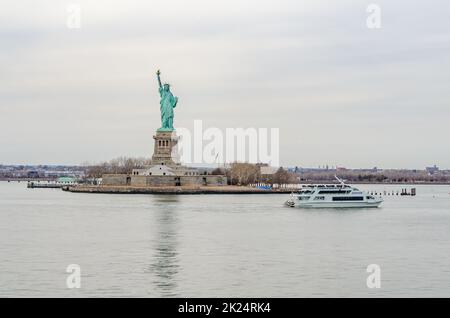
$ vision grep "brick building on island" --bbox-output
[102,130,226,187]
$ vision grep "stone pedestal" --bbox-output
[151,130,180,166]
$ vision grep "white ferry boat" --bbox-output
[285,177,383,208]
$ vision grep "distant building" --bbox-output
[426,165,439,175]
[27,170,39,178]
[260,166,278,176]
[287,166,300,173]
[57,176,77,184]
[103,130,226,187]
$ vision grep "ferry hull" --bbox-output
[285,200,382,208]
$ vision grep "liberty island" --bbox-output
[96,70,227,188]
[63,71,290,194]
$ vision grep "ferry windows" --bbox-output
[318,190,350,194]
[314,196,325,200]
[332,196,364,201]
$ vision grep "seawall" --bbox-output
[62,185,295,194]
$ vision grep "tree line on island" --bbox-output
[82,157,151,178]
[81,156,450,185]
[82,157,296,185]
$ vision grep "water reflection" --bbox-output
[148,195,180,297]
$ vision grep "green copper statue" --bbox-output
[156,69,178,131]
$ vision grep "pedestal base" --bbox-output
[151,130,180,166]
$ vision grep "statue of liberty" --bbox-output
[156,70,178,131]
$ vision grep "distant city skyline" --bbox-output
[1,0,449,169]
[0,162,448,171]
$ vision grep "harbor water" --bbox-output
[0,182,449,297]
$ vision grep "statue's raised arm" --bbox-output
[156,69,162,89]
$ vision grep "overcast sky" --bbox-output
[1,0,449,168]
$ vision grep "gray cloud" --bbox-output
[1,0,449,168]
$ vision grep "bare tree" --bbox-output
[273,167,292,185]
[228,162,261,185]
[84,156,151,178]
